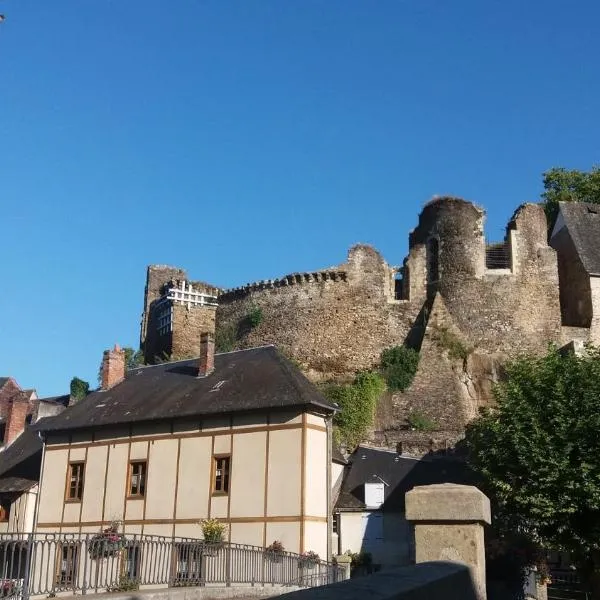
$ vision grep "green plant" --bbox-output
[200,518,226,544]
[247,305,264,328]
[215,324,238,353]
[348,551,372,568]
[380,346,419,391]
[325,371,386,449]
[541,166,600,229]
[406,410,437,432]
[265,540,285,553]
[298,550,320,568]
[107,575,139,593]
[88,521,126,559]
[465,345,600,597]
[69,377,89,402]
[432,325,471,361]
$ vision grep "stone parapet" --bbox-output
[219,270,348,301]
[406,484,491,600]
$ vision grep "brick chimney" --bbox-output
[5,396,30,446]
[198,332,215,377]
[101,344,126,390]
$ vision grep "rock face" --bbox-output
[140,197,570,454]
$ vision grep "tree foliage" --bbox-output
[380,346,419,391]
[325,371,386,449]
[542,166,600,229]
[98,346,145,383]
[69,377,89,402]
[465,346,600,589]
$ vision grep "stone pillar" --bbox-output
[405,483,491,600]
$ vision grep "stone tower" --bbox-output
[140,266,219,364]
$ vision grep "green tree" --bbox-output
[123,347,144,370]
[69,377,90,402]
[542,166,600,229]
[98,346,144,383]
[465,346,600,597]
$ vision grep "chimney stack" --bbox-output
[198,332,215,377]
[101,344,126,390]
[5,396,30,446]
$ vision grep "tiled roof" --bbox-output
[40,346,337,433]
[555,202,600,276]
[335,445,474,512]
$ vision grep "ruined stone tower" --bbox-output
[140,266,219,363]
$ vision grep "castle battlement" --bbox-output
[219,270,349,300]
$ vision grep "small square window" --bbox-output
[128,461,147,498]
[66,462,85,501]
[213,456,230,494]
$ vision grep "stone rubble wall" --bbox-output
[140,198,581,454]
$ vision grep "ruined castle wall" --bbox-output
[216,246,420,378]
[410,200,561,356]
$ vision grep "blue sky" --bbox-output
[1,0,599,396]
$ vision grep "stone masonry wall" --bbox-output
[140,197,576,453]
[216,245,419,380]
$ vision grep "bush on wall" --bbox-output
[380,346,419,391]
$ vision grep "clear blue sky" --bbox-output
[2,0,599,396]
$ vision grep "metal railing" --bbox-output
[0,533,345,599]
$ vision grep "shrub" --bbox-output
[380,346,419,391]
[326,371,386,449]
[69,377,89,402]
[265,540,285,553]
[200,518,226,543]
[215,325,237,353]
[432,325,471,361]
[406,410,437,432]
[247,306,264,328]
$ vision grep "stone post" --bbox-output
[405,483,491,600]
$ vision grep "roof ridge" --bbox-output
[128,345,278,373]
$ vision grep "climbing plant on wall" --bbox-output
[324,371,386,449]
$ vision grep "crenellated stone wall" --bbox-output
[139,197,577,454]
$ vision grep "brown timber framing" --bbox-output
[171,437,182,539]
[49,411,329,535]
[45,421,326,452]
[38,515,328,529]
[300,412,307,553]
[262,414,270,548]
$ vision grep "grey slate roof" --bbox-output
[0,477,38,493]
[335,446,474,512]
[556,202,600,276]
[38,394,70,406]
[0,427,43,494]
[40,346,337,433]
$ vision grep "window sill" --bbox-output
[64,499,82,504]
[126,496,144,501]
[211,492,229,497]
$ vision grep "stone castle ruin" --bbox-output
[139,197,599,454]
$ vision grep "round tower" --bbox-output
[409,197,485,289]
